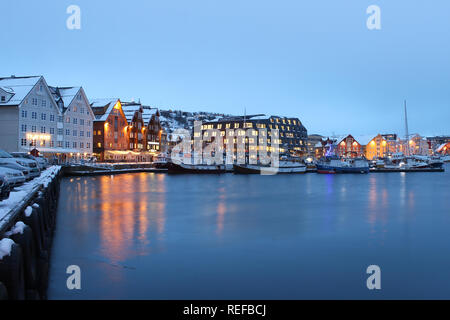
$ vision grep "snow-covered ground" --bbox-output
[0,166,61,232]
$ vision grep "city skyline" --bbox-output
[2,1,449,137]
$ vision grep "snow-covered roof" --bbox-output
[142,106,158,125]
[0,76,41,106]
[436,143,450,153]
[121,103,142,122]
[353,134,380,146]
[48,86,82,113]
[90,98,120,122]
[57,87,80,107]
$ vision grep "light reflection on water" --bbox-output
[49,166,450,299]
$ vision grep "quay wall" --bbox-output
[0,166,62,300]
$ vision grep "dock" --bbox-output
[370,167,445,173]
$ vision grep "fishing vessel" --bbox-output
[316,156,370,174]
[233,160,306,174]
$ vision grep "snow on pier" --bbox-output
[0,166,61,233]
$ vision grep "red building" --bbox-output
[335,135,364,158]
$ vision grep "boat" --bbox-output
[153,153,169,169]
[233,160,306,174]
[316,156,370,174]
[167,161,226,174]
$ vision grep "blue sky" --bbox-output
[1,0,449,136]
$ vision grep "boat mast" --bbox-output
[404,100,410,156]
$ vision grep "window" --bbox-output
[21,124,27,132]
[32,98,38,105]
[97,143,101,148]
[65,142,70,148]
[73,142,77,148]
[73,130,77,136]
[50,114,55,121]
[32,112,37,119]
[73,106,77,112]
[42,100,46,107]
[66,129,70,135]
[66,117,70,123]
[41,113,46,120]
[79,131,84,137]
[58,141,63,148]
[50,128,55,134]
[58,116,63,122]
[80,142,84,148]
[73,118,77,124]
[31,126,36,133]
[58,128,63,135]
[86,131,90,137]
[21,110,27,118]
[1,96,5,102]
[80,107,84,114]
[87,143,90,148]
[80,119,84,125]
[50,141,54,148]
[21,139,27,146]
[40,127,46,133]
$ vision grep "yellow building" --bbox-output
[363,134,388,160]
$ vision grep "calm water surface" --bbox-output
[48,165,450,299]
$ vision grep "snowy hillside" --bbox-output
[159,109,231,135]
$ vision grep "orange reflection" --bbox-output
[98,173,166,263]
[216,187,226,235]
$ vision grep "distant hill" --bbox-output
[159,109,232,136]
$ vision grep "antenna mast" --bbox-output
[404,100,410,156]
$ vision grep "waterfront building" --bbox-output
[334,135,364,158]
[201,114,308,157]
[361,134,388,160]
[408,134,430,156]
[120,102,163,161]
[436,142,450,155]
[49,86,94,160]
[307,134,324,157]
[427,136,450,154]
[314,137,336,159]
[122,101,146,151]
[90,98,129,161]
[142,106,162,154]
[0,76,65,157]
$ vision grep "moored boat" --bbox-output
[233,160,306,174]
[316,156,369,174]
[153,153,169,169]
[167,161,226,174]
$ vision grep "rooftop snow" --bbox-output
[90,98,119,122]
[0,76,41,107]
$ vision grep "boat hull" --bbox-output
[233,164,306,174]
[316,164,369,174]
[167,162,226,174]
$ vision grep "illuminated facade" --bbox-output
[91,99,129,161]
[201,114,308,157]
[0,76,62,155]
[49,86,94,157]
[364,134,388,160]
[335,135,364,158]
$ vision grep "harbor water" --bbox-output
[48,165,450,299]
